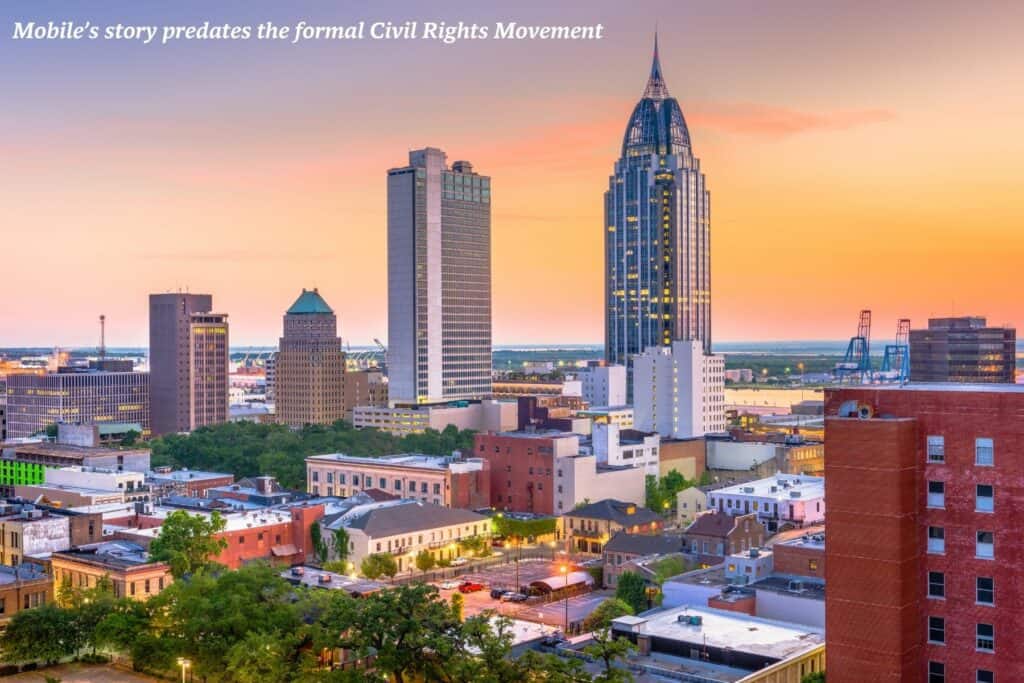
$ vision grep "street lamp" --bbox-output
[176,657,191,683]
[559,565,569,634]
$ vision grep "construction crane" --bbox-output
[835,310,872,383]
[880,318,911,384]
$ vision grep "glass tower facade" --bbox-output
[605,37,711,367]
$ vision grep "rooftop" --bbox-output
[0,563,50,585]
[286,288,334,315]
[612,604,823,660]
[831,382,1024,394]
[343,500,489,537]
[53,540,159,569]
[751,575,826,601]
[306,452,477,472]
[566,499,661,526]
[147,468,234,483]
[777,531,826,550]
[604,532,682,557]
[684,510,745,538]
[4,443,150,461]
[710,475,825,502]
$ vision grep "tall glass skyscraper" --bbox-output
[605,37,711,366]
[387,148,492,405]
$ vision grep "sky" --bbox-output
[1,0,1022,347]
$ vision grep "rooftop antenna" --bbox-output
[99,314,107,360]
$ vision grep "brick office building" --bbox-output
[825,385,1024,683]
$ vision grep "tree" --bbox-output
[148,509,228,578]
[451,592,465,622]
[310,520,329,564]
[224,631,293,683]
[583,632,635,683]
[0,604,81,664]
[614,572,648,615]
[582,598,633,633]
[802,673,826,683]
[360,553,398,580]
[448,614,523,683]
[332,527,350,564]
[326,583,461,683]
[517,649,593,682]
[120,429,141,447]
[415,550,436,574]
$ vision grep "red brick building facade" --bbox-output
[825,386,1023,683]
[475,433,561,514]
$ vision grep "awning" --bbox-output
[529,571,594,593]
[271,544,299,557]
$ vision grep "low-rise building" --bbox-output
[676,486,710,525]
[0,563,52,627]
[587,424,660,476]
[305,453,489,509]
[575,406,634,429]
[0,439,151,496]
[516,395,588,431]
[682,511,764,565]
[207,476,300,507]
[51,540,173,602]
[611,606,824,683]
[352,400,516,436]
[657,437,706,481]
[560,499,664,554]
[320,499,490,574]
[0,504,71,566]
[146,467,235,498]
[706,475,825,533]
[576,362,627,408]
[602,532,683,588]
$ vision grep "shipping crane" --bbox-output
[835,310,872,383]
[880,318,911,384]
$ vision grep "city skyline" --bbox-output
[3,1,1023,347]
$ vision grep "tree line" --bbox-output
[1,563,640,683]
[150,421,477,490]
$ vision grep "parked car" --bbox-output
[458,581,485,593]
[451,557,469,566]
[439,581,461,590]
[500,592,528,603]
[490,588,507,599]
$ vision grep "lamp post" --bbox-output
[176,657,191,683]
[559,564,569,634]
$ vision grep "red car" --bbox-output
[458,581,485,594]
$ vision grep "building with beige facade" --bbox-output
[51,540,173,602]
[341,369,388,420]
[0,564,52,628]
[352,399,516,436]
[275,289,346,427]
[188,312,229,429]
[306,452,489,509]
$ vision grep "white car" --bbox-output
[439,581,461,590]
[450,557,469,566]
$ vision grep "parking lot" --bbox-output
[434,559,608,630]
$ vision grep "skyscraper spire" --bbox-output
[643,31,670,100]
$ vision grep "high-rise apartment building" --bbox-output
[909,316,1016,383]
[149,293,228,435]
[605,37,711,369]
[633,340,725,439]
[387,148,492,405]
[275,288,345,427]
[824,385,1024,683]
[5,368,150,439]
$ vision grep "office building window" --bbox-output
[976,623,994,652]
[928,616,945,644]
[976,531,994,559]
[975,438,994,466]
[927,526,945,554]
[928,662,944,683]
[927,481,945,509]
[926,436,945,463]
[976,484,994,513]
[927,571,944,599]
[976,577,994,605]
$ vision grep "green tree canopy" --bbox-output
[0,604,81,664]
[614,572,649,615]
[415,549,436,573]
[360,552,398,580]
[583,598,634,633]
[148,509,228,578]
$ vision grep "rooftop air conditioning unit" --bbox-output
[291,567,305,576]
[319,574,333,584]
[742,487,754,494]
[790,491,802,498]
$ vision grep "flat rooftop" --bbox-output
[751,576,825,602]
[147,469,233,482]
[613,605,823,660]
[54,540,156,568]
[711,475,824,501]
[5,443,150,460]
[777,531,825,550]
[831,382,1024,394]
[306,453,458,470]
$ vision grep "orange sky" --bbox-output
[1,1,1022,347]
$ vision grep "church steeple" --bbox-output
[643,32,670,101]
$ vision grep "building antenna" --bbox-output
[99,314,107,360]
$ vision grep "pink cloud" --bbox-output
[687,102,896,139]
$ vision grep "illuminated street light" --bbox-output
[176,657,191,683]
